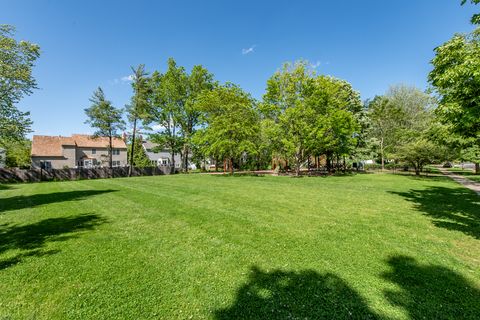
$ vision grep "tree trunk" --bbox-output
[476,163,480,175]
[230,158,234,175]
[128,118,137,177]
[380,138,385,171]
[109,134,113,169]
[184,146,189,173]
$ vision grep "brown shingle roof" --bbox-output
[71,134,127,149]
[31,134,127,157]
[31,135,75,157]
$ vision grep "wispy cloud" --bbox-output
[310,60,330,69]
[110,74,134,85]
[242,45,256,55]
[121,75,134,82]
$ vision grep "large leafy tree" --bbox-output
[308,75,362,171]
[194,83,258,174]
[0,24,39,145]
[149,58,215,173]
[149,59,186,173]
[263,61,315,176]
[429,28,480,173]
[85,87,125,168]
[126,64,151,175]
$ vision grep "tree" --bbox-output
[149,60,185,173]
[308,75,362,171]
[398,139,441,175]
[263,61,315,176]
[366,85,434,170]
[149,58,215,173]
[84,87,125,168]
[0,25,39,144]
[4,138,31,168]
[194,83,258,174]
[177,64,215,172]
[127,137,151,168]
[429,28,480,174]
[126,65,151,175]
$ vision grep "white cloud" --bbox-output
[121,75,134,82]
[311,61,321,69]
[242,45,256,55]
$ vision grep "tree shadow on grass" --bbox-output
[382,255,480,319]
[0,213,106,270]
[0,189,117,213]
[389,186,480,239]
[215,266,380,319]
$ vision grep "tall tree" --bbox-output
[126,64,151,176]
[194,83,258,174]
[0,24,39,145]
[429,28,480,174]
[263,61,315,176]
[149,59,185,173]
[85,87,125,168]
[178,64,215,172]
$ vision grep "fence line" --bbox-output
[0,166,173,183]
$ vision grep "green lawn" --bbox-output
[0,174,479,319]
[446,168,480,183]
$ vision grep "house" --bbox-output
[0,148,5,168]
[142,140,182,169]
[31,134,128,169]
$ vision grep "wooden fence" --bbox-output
[0,166,173,183]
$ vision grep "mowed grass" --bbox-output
[0,174,479,319]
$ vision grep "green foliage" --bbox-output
[429,28,480,172]
[264,60,362,174]
[127,137,151,168]
[397,139,442,175]
[149,58,216,172]
[0,25,39,142]
[194,83,258,173]
[85,87,125,168]
[3,138,31,168]
[366,85,434,168]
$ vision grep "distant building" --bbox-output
[141,140,182,169]
[0,148,5,168]
[31,134,128,169]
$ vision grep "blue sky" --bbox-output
[2,0,478,137]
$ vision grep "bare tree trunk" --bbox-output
[109,134,113,169]
[476,162,479,175]
[184,145,189,173]
[128,118,137,177]
[380,137,385,171]
[230,158,234,175]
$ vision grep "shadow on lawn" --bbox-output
[0,189,117,213]
[0,213,106,270]
[382,255,480,319]
[215,266,380,319]
[389,186,480,239]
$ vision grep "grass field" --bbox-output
[446,168,480,183]
[0,174,479,319]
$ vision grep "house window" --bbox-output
[112,160,121,167]
[92,148,96,154]
[112,149,120,155]
[41,161,52,170]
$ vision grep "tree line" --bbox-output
[1,0,479,174]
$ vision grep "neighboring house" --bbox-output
[31,134,128,169]
[0,148,5,168]
[142,140,183,169]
